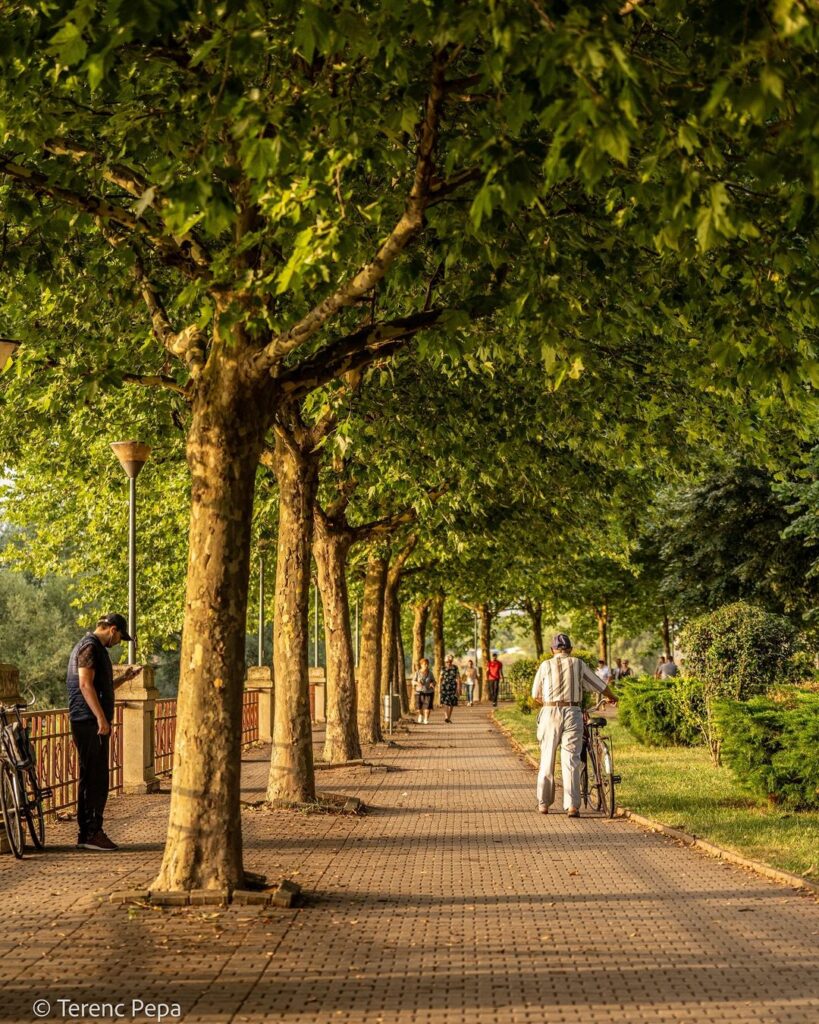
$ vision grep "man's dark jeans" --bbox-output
[70,719,110,840]
[488,679,500,705]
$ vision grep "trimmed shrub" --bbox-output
[618,676,702,747]
[715,689,819,809]
[677,601,798,763]
[507,658,540,702]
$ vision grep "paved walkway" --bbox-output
[1,705,817,1024]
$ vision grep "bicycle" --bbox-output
[0,699,50,858]
[579,699,621,818]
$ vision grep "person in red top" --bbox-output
[486,652,504,707]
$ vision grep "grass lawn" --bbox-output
[495,704,819,879]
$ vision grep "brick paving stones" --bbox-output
[0,706,817,1023]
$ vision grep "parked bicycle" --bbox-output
[0,699,50,858]
[579,699,621,818]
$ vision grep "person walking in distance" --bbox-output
[486,651,504,707]
[531,633,617,818]
[66,613,140,851]
[439,654,461,723]
[462,659,478,706]
[412,657,436,725]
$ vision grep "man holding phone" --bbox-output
[66,613,140,851]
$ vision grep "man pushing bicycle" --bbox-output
[531,633,617,818]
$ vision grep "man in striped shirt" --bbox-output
[531,633,617,817]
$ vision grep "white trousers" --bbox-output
[536,706,583,810]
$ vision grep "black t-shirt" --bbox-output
[66,633,114,723]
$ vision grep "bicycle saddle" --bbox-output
[590,717,607,728]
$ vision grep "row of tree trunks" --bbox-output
[312,511,360,763]
[154,368,270,893]
[356,548,388,744]
[267,428,318,804]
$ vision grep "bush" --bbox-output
[678,601,798,763]
[714,689,819,809]
[507,658,540,702]
[618,676,702,747]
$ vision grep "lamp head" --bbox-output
[111,440,152,479]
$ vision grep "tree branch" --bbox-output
[0,155,209,276]
[132,256,207,377]
[278,309,442,399]
[353,484,449,543]
[256,49,450,370]
[122,372,192,397]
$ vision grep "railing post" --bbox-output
[309,667,326,724]
[115,664,160,795]
[0,664,21,852]
[246,666,273,743]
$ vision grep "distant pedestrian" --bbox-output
[66,613,140,852]
[486,651,504,707]
[413,657,436,724]
[620,659,633,680]
[439,655,461,723]
[531,634,617,817]
[654,655,667,679]
[462,659,478,706]
[658,655,679,679]
[612,658,624,682]
[596,660,612,686]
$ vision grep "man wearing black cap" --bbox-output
[531,633,617,818]
[66,614,139,851]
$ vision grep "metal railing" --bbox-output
[27,705,123,818]
[154,698,177,777]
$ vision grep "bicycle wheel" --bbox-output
[21,766,45,850]
[579,746,589,808]
[598,736,616,818]
[0,763,24,858]
[586,741,603,812]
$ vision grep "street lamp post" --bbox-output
[257,553,265,668]
[110,441,151,665]
[0,339,20,372]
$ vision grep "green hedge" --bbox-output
[618,676,703,747]
[715,689,819,809]
[677,601,798,763]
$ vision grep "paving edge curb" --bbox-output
[490,712,819,898]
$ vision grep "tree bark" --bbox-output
[411,600,430,670]
[662,609,672,660]
[394,600,409,715]
[153,366,269,893]
[478,603,492,702]
[430,593,445,679]
[525,599,544,658]
[357,548,388,744]
[267,428,318,804]
[595,604,609,663]
[313,511,360,763]
[380,536,418,701]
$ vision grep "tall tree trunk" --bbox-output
[357,548,388,744]
[394,600,409,715]
[154,371,268,893]
[526,599,544,658]
[412,600,430,670]
[594,603,609,663]
[380,577,398,699]
[662,609,672,659]
[478,603,492,702]
[430,593,445,679]
[313,512,360,763]
[380,536,418,702]
[267,429,318,804]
